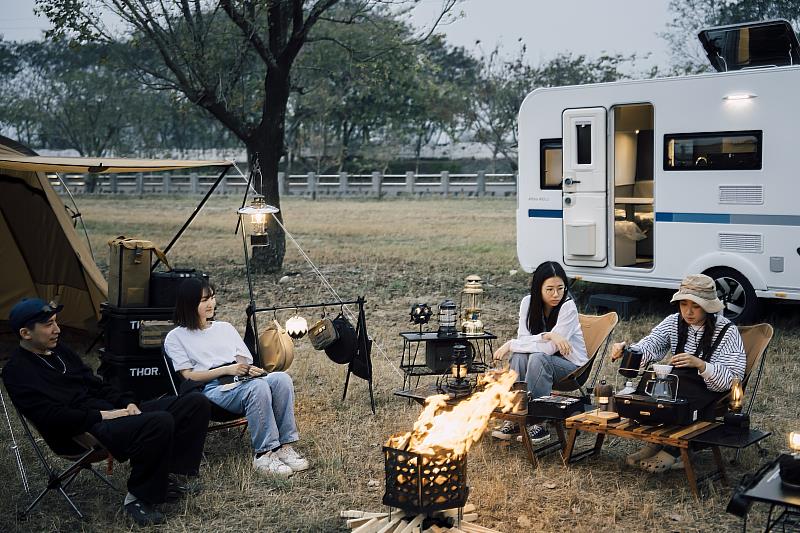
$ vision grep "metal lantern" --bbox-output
[237,195,279,244]
[723,377,749,432]
[459,275,484,336]
[409,303,433,335]
[285,314,308,339]
[437,299,457,337]
[445,343,472,397]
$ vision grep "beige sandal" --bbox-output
[625,443,662,466]
[639,450,684,473]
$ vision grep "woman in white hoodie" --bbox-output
[491,261,586,444]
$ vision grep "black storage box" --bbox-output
[97,348,174,403]
[425,339,474,373]
[529,394,587,419]
[615,393,698,425]
[100,303,174,356]
[149,269,208,308]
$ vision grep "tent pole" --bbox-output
[152,165,231,271]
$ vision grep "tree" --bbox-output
[38,0,457,271]
[663,0,800,73]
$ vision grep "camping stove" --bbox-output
[382,438,468,515]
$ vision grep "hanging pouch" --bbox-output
[308,318,338,350]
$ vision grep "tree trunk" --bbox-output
[245,68,290,273]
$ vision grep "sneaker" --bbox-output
[166,474,203,501]
[124,499,165,526]
[491,421,519,440]
[254,451,293,477]
[516,424,551,445]
[275,444,310,472]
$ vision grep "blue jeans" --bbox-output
[203,372,299,454]
[508,352,578,398]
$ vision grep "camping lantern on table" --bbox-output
[409,303,433,335]
[437,299,458,337]
[459,275,484,336]
[237,195,278,246]
[442,343,473,398]
[779,431,800,487]
[723,377,749,433]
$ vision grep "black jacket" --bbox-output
[2,343,135,454]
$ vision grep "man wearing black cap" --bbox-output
[2,298,211,526]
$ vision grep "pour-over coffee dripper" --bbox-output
[645,364,677,401]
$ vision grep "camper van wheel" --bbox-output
[706,267,757,324]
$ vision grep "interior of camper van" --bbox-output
[611,103,654,269]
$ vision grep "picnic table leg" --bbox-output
[711,446,729,485]
[680,448,700,498]
[561,427,578,464]
[520,418,537,466]
[593,433,606,455]
[554,421,567,451]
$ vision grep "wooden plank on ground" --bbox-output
[352,517,385,533]
[376,512,407,533]
[398,515,425,533]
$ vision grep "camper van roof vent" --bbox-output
[698,19,800,72]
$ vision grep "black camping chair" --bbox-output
[161,349,249,434]
[4,395,121,519]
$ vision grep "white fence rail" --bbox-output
[50,171,518,197]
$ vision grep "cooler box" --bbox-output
[98,348,174,403]
[100,303,174,355]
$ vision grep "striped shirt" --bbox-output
[632,313,745,392]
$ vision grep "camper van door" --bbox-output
[562,107,607,267]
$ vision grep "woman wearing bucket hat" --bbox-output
[610,273,746,473]
[164,278,308,478]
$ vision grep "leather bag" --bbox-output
[308,318,338,350]
[258,320,295,372]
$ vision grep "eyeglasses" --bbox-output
[543,287,566,295]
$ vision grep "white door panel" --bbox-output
[562,107,607,267]
[562,108,607,193]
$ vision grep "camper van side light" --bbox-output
[723,93,757,101]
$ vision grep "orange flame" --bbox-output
[730,378,743,412]
[387,370,518,456]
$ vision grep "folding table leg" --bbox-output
[561,428,578,464]
[680,448,700,498]
[711,446,729,485]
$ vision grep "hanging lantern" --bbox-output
[285,314,308,339]
[459,275,484,336]
[237,195,279,246]
[437,299,457,337]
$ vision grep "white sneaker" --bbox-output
[275,445,310,472]
[254,451,292,477]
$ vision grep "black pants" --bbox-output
[89,392,210,504]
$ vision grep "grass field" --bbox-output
[1,196,798,532]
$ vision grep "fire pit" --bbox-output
[382,440,468,514]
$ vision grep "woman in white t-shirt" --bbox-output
[490,261,587,445]
[164,278,308,478]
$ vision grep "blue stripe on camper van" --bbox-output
[528,209,563,218]
[656,212,800,226]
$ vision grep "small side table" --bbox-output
[398,331,496,390]
[741,464,800,532]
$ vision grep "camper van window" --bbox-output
[540,139,563,190]
[576,124,592,164]
[663,130,762,171]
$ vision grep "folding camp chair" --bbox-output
[161,350,249,434]
[11,404,120,519]
[492,311,619,464]
[553,312,620,397]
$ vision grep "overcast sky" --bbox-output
[1,0,674,68]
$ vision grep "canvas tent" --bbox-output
[0,135,233,333]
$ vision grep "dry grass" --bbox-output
[0,196,798,532]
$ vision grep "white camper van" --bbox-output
[517,20,800,323]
